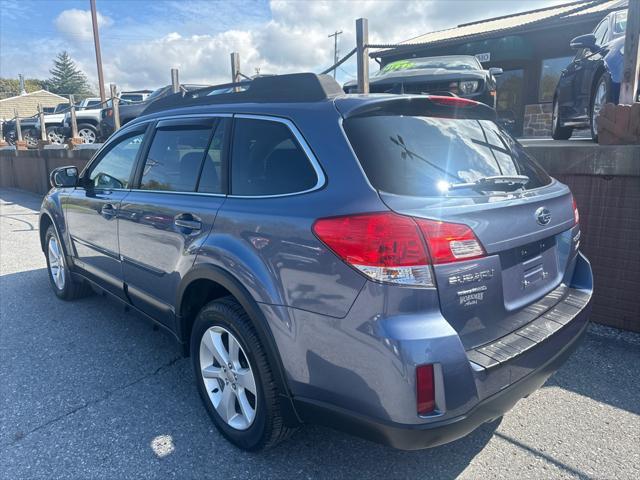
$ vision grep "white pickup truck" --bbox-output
[60,92,150,143]
[60,97,103,143]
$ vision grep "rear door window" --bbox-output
[139,122,215,192]
[343,116,551,197]
[230,117,318,196]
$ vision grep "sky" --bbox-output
[0,0,569,92]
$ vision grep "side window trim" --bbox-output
[82,122,151,191]
[128,114,231,197]
[229,114,326,198]
[195,117,231,194]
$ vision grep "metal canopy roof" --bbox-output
[374,0,627,58]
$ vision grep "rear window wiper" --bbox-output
[443,175,530,192]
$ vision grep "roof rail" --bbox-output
[142,73,344,115]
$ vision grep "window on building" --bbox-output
[231,118,318,196]
[539,56,573,103]
[140,126,213,192]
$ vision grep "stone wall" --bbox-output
[0,144,98,194]
[523,103,553,137]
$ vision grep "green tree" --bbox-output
[0,78,46,99]
[46,51,93,96]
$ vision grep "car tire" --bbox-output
[77,123,98,144]
[551,97,572,140]
[5,129,16,145]
[23,128,38,148]
[590,72,612,142]
[44,225,92,300]
[191,296,297,451]
[46,127,65,144]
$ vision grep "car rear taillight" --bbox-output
[414,218,485,264]
[416,364,435,415]
[313,212,486,286]
[427,95,479,108]
[572,196,579,225]
[312,212,433,287]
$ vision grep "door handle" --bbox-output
[174,213,202,232]
[101,203,116,218]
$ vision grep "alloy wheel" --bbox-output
[48,235,65,290]
[23,130,38,148]
[47,129,65,144]
[199,325,257,430]
[78,128,96,144]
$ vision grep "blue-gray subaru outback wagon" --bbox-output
[40,73,593,451]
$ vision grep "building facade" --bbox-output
[374,0,627,136]
[0,90,67,121]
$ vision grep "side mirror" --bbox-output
[570,34,597,51]
[489,67,503,77]
[50,166,78,188]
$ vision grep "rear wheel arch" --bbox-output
[78,118,99,127]
[177,264,300,424]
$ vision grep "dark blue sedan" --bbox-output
[552,9,636,141]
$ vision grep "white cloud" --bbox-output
[44,0,568,90]
[54,8,113,41]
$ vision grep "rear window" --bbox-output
[344,116,551,197]
[231,118,317,196]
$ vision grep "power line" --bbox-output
[327,30,343,79]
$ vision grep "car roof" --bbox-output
[123,73,496,128]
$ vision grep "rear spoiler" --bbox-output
[338,95,497,121]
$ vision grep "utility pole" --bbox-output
[356,18,369,94]
[230,52,241,92]
[171,68,180,94]
[90,0,106,102]
[619,0,639,105]
[328,30,343,79]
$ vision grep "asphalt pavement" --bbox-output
[1,187,639,480]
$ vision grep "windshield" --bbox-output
[120,94,144,102]
[343,115,551,197]
[613,11,626,37]
[377,56,481,76]
[146,87,169,101]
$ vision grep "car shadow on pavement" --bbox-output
[544,324,640,416]
[0,187,44,212]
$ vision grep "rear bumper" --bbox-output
[294,252,593,449]
[295,311,588,450]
